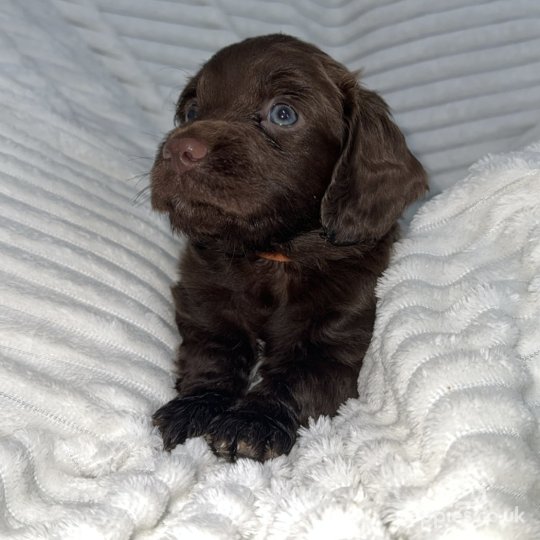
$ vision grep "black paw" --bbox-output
[153,392,233,450]
[206,401,298,462]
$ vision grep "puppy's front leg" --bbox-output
[153,321,254,451]
[207,341,363,462]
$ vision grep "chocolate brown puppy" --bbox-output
[151,34,427,461]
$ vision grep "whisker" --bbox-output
[132,185,152,207]
[125,171,150,184]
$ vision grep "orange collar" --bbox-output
[256,251,291,263]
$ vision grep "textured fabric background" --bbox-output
[1,1,539,538]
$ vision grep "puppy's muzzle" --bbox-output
[163,137,208,174]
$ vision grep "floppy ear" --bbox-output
[321,76,428,245]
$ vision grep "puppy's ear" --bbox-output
[321,76,427,245]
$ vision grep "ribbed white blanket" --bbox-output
[1,1,540,538]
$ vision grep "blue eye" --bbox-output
[269,103,298,126]
[184,102,199,122]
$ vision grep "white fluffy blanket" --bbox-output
[1,1,540,539]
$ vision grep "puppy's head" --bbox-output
[151,34,427,250]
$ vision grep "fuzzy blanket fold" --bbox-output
[1,1,540,538]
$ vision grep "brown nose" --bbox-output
[162,137,208,173]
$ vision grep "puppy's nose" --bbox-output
[163,137,208,173]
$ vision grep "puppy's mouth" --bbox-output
[160,166,253,216]
[167,196,219,228]
[167,193,226,218]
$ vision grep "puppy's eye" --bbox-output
[269,103,298,126]
[184,102,199,123]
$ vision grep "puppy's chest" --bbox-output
[220,260,312,333]
[240,263,300,313]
